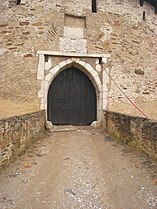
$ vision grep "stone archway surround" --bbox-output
[37,51,110,124]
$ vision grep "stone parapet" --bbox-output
[104,111,157,160]
[0,111,46,169]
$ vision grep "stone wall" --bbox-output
[0,0,157,119]
[0,111,45,169]
[104,110,157,160]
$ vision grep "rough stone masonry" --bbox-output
[0,0,157,119]
[0,111,45,168]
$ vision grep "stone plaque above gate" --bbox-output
[59,37,87,53]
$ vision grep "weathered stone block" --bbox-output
[19,21,30,26]
[135,69,144,75]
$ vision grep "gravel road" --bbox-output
[0,126,157,209]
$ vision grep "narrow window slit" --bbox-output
[143,11,146,21]
[16,0,21,5]
[92,0,97,13]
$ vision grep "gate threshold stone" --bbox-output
[50,125,83,132]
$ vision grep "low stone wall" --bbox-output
[0,111,46,169]
[104,111,157,160]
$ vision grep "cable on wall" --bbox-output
[104,68,148,118]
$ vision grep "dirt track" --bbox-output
[0,127,157,209]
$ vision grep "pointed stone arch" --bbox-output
[47,58,101,92]
[39,58,102,122]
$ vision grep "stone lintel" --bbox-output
[37,50,111,59]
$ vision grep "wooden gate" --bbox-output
[47,67,97,125]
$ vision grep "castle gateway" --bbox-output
[37,51,110,125]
